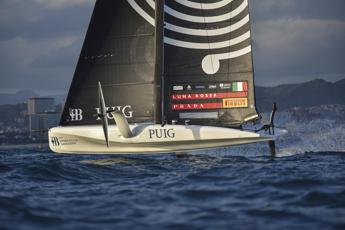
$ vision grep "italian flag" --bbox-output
[232,82,248,92]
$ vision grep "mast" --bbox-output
[154,0,165,124]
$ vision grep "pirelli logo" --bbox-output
[223,98,248,108]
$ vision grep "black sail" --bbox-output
[61,0,259,128]
[60,0,156,126]
[162,0,259,127]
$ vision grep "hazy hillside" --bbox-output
[0,90,65,105]
[256,79,345,112]
[0,90,37,105]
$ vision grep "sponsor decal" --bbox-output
[149,128,175,139]
[223,98,248,108]
[219,83,232,89]
[51,137,60,146]
[170,82,250,111]
[232,82,248,92]
[179,112,219,119]
[172,99,249,110]
[60,138,78,146]
[172,103,222,110]
[172,93,216,100]
[173,86,184,91]
[69,109,83,121]
[170,82,248,93]
[194,85,206,90]
[95,105,134,120]
[172,92,248,100]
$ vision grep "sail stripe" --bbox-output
[129,0,249,36]
[145,0,235,11]
[146,0,248,24]
[165,15,249,36]
[145,0,155,9]
[175,0,234,10]
[127,0,155,25]
[164,31,250,49]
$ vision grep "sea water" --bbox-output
[0,114,345,230]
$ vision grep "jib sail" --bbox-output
[162,0,259,127]
[60,0,156,126]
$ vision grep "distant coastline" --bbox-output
[256,78,345,111]
[1,78,344,111]
[1,78,344,146]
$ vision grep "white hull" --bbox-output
[49,124,284,154]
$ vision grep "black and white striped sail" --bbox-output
[129,0,259,126]
[60,0,155,126]
[60,0,259,128]
[163,0,259,126]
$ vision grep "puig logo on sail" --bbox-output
[69,105,134,121]
[96,105,134,120]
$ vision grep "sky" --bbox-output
[0,0,344,95]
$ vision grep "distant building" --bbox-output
[27,97,55,115]
[27,98,59,141]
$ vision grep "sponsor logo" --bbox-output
[51,137,60,146]
[172,99,249,111]
[186,85,192,91]
[219,83,231,89]
[173,86,184,91]
[70,109,83,121]
[209,85,217,89]
[194,85,206,90]
[223,98,248,108]
[172,92,248,100]
[172,93,217,100]
[149,128,175,139]
[173,103,213,110]
[95,105,134,120]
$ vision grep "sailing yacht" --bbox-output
[49,0,285,154]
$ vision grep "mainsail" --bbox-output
[61,0,259,128]
[60,0,156,126]
[129,0,259,127]
[162,0,259,127]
